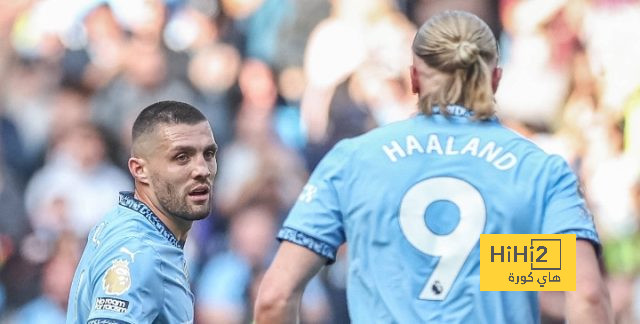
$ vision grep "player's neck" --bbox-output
[134,188,191,242]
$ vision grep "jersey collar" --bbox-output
[430,105,499,121]
[119,191,185,249]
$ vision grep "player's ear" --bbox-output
[491,66,502,94]
[410,65,420,95]
[128,157,150,184]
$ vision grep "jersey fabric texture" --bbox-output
[278,106,600,324]
[66,192,193,324]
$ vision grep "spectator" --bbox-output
[91,37,198,160]
[25,123,130,237]
[196,204,329,323]
[215,60,307,218]
[13,233,79,324]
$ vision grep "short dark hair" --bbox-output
[132,101,207,141]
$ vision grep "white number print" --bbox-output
[399,177,486,300]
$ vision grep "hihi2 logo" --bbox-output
[480,234,576,291]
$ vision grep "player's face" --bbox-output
[148,121,217,221]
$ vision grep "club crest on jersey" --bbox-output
[103,259,131,295]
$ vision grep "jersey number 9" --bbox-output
[399,177,486,300]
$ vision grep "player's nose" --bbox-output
[192,154,212,179]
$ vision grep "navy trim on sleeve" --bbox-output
[277,227,337,264]
[87,318,132,324]
[559,228,602,256]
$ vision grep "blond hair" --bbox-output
[412,11,498,120]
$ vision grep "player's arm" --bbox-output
[539,156,613,323]
[254,241,326,324]
[564,240,613,324]
[255,140,351,323]
[86,244,163,324]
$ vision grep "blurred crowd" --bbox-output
[0,0,640,323]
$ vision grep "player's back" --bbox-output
[67,192,193,324]
[322,111,597,323]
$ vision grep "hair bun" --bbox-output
[455,41,479,67]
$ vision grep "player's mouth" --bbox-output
[188,185,210,203]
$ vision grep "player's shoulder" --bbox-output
[87,234,166,297]
[491,125,578,181]
[84,237,167,310]
[94,208,157,245]
[92,226,163,264]
[87,209,169,270]
[491,123,560,158]
[334,116,420,153]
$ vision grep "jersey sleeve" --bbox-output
[86,241,164,324]
[277,139,353,264]
[542,155,601,249]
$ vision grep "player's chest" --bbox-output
[158,258,194,323]
[159,288,194,324]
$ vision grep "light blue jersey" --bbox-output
[67,192,193,324]
[278,107,600,324]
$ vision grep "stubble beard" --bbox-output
[153,176,211,222]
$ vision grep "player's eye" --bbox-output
[204,150,216,160]
[175,153,189,163]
